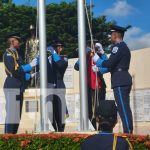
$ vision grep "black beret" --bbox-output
[97,100,117,119]
[51,39,64,47]
[5,32,21,41]
[110,25,131,34]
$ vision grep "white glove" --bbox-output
[92,65,99,73]
[30,58,38,68]
[47,46,56,54]
[64,57,68,62]
[95,43,104,54]
[92,53,99,63]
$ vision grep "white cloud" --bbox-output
[124,27,150,50]
[103,1,135,17]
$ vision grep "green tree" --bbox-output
[0,3,36,60]
[0,1,113,61]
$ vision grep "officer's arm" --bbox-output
[52,53,68,71]
[21,56,39,73]
[98,54,109,74]
[99,67,109,74]
[4,54,26,81]
[102,49,122,68]
[95,47,122,69]
[100,54,108,60]
[74,60,79,71]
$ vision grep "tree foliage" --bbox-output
[0,2,113,61]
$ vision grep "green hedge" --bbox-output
[0,133,150,150]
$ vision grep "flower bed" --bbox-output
[0,133,149,150]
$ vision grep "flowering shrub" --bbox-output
[127,134,150,150]
[0,133,149,150]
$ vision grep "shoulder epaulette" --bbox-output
[113,134,133,150]
[3,48,20,75]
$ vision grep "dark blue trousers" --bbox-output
[4,91,23,134]
[113,86,133,133]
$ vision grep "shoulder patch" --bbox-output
[112,46,118,54]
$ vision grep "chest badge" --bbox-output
[112,46,118,54]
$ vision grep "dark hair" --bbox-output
[98,116,117,132]
[51,39,64,48]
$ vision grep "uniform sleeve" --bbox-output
[101,46,122,69]
[74,59,79,71]
[52,53,61,62]
[99,67,109,74]
[53,54,68,73]
[21,64,32,72]
[3,53,25,81]
[101,54,108,60]
[25,73,31,81]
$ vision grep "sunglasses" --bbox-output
[56,44,63,47]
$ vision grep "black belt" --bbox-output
[114,68,128,72]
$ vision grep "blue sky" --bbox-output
[13,0,150,50]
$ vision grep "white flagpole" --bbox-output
[38,0,48,132]
[77,0,89,131]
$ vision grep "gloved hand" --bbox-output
[31,72,39,78]
[30,57,39,68]
[95,43,104,54]
[47,46,56,54]
[64,57,68,62]
[92,65,99,73]
[92,53,99,63]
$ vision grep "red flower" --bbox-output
[129,139,136,144]
[2,134,13,140]
[137,136,147,142]
[20,140,30,147]
[73,137,81,142]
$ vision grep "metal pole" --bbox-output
[77,0,89,131]
[38,0,48,132]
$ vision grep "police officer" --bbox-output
[93,25,133,133]
[74,40,107,130]
[94,42,108,100]
[81,100,133,150]
[3,32,38,134]
[45,46,56,131]
[47,40,68,132]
